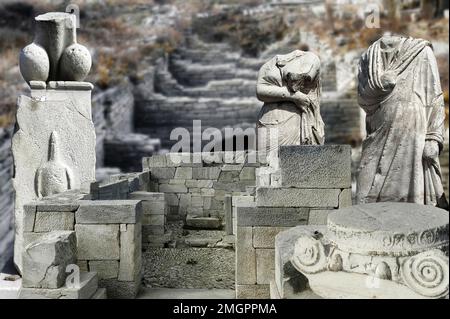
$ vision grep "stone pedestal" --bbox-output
[12,81,96,273]
[235,145,352,299]
[274,202,449,299]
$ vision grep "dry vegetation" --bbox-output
[0,0,448,128]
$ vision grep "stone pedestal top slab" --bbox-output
[327,203,449,256]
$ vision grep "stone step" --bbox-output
[185,215,221,230]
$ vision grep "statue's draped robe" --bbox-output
[357,37,448,208]
[257,50,325,154]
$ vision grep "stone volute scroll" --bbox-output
[282,203,449,299]
[256,50,325,156]
[356,35,448,209]
[12,11,96,273]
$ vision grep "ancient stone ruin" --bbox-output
[0,10,448,300]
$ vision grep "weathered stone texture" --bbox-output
[75,224,120,260]
[280,145,351,189]
[22,231,77,289]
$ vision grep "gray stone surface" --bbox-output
[236,284,270,299]
[99,278,141,299]
[236,207,309,227]
[119,223,142,282]
[13,85,96,272]
[253,227,291,249]
[75,200,142,224]
[236,227,256,285]
[88,260,119,279]
[256,188,340,208]
[186,216,221,229]
[75,224,120,260]
[34,211,75,232]
[256,249,275,285]
[19,271,98,299]
[143,247,235,290]
[280,145,351,189]
[22,231,76,289]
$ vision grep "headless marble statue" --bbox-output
[256,50,325,158]
[357,35,448,209]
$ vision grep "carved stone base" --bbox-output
[275,203,449,299]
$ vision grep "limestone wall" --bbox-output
[142,152,267,224]
[0,127,14,271]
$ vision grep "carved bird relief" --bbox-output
[35,131,73,198]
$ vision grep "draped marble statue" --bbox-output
[256,50,325,157]
[356,35,448,209]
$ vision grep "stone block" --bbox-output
[253,227,291,249]
[186,180,214,188]
[186,215,221,229]
[23,204,36,232]
[236,207,309,227]
[77,260,88,272]
[75,224,120,260]
[159,184,188,193]
[36,201,80,212]
[150,167,175,180]
[119,223,142,282]
[76,200,142,224]
[143,214,165,226]
[143,155,167,169]
[222,164,244,171]
[224,196,233,235]
[256,188,340,208]
[88,260,119,279]
[174,167,193,179]
[308,209,331,225]
[19,272,98,299]
[256,249,275,284]
[236,285,270,299]
[22,231,76,289]
[169,179,186,185]
[236,227,256,285]
[232,196,255,207]
[239,167,256,180]
[191,195,204,207]
[218,171,240,182]
[192,167,221,180]
[34,211,75,232]
[91,288,107,299]
[339,188,352,208]
[142,224,165,236]
[279,145,351,188]
[129,191,165,202]
[99,277,141,299]
[129,192,166,218]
